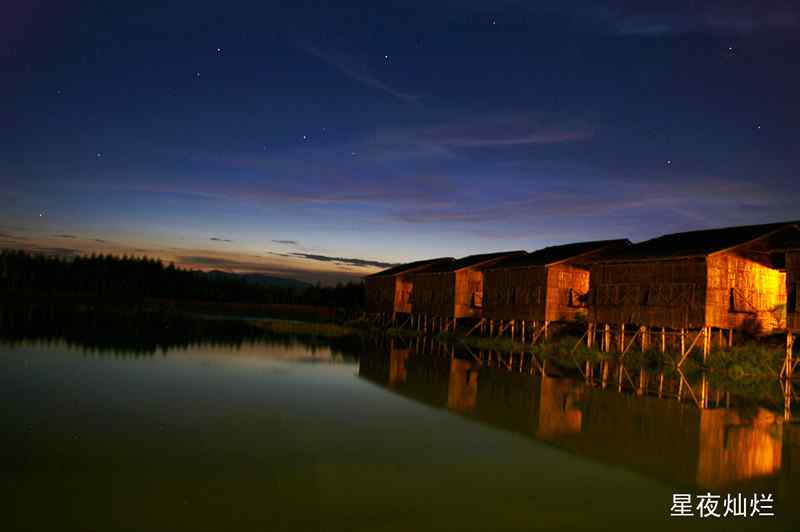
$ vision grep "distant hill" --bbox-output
[205,270,313,290]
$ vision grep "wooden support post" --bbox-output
[783,331,794,379]
[521,320,526,343]
[728,328,733,349]
[544,320,550,341]
[680,328,685,361]
[661,327,666,353]
[618,324,625,352]
[498,320,504,337]
[718,328,724,350]
[510,320,515,342]
[601,360,609,389]
[603,324,611,353]
[587,322,595,348]
[700,374,708,409]
[658,372,664,398]
[489,319,495,336]
[702,327,710,363]
[640,326,647,352]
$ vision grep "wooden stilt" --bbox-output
[521,320,526,343]
[489,319,495,336]
[510,320,515,342]
[601,360,609,389]
[728,328,733,349]
[603,324,611,353]
[544,320,550,341]
[783,331,794,379]
[619,324,625,352]
[680,328,686,362]
[661,327,666,353]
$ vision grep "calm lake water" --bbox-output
[2,333,798,531]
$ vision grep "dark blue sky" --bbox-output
[3,1,799,282]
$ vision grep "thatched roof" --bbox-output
[487,239,631,270]
[422,250,526,273]
[366,257,454,278]
[599,221,800,263]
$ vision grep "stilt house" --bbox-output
[411,251,525,320]
[483,240,630,323]
[364,257,454,316]
[788,250,800,332]
[589,221,800,333]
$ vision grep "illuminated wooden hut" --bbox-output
[589,221,800,360]
[483,240,630,339]
[411,250,525,331]
[364,257,454,321]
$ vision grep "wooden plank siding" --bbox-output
[589,258,708,328]
[410,251,525,319]
[589,222,800,332]
[484,240,630,323]
[705,253,786,331]
[788,250,800,332]
[364,257,454,315]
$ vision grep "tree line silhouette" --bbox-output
[0,250,365,309]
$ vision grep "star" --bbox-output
[195,71,201,78]
[96,152,103,158]
[351,151,357,156]
[665,159,672,167]
[56,89,62,95]
[216,47,222,55]
[755,124,762,130]
[302,135,308,140]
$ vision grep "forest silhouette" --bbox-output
[0,250,364,309]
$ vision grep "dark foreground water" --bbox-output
[1,333,798,531]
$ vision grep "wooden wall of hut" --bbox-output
[412,270,484,319]
[365,276,398,314]
[485,263,589,322]
[589,257,708,328]
[411,271,456,318]
[705,252,786,332]
[788,250,800,332]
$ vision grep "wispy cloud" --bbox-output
[210,237,233,243]
[176,255,364,284]
[294,38,420,104]
[272,251,397,269]
[272,239,299,245]
[53,234,77,239]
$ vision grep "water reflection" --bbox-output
[360,339,799,506]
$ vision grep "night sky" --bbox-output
[3,1,799,283]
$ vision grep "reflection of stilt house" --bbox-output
[365,257,454,320]
[411,251,525,331]
[447,358,479,412]
[536,376,582,440]
[483,240,629,339]
[589,221,800,359]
